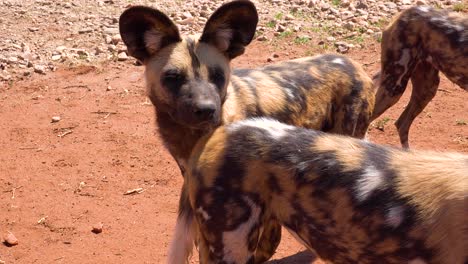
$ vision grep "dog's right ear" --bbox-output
[119,6,182,63]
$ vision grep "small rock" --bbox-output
[326,36,336,42]
[320,3,331,10]
[356,1,368,9]
[103,27,119,35]
[56,46,67,53]
[51,116,61,123]
[117,52,128,61]
[267,57,275,62]
[343,22,355,30]
[257,35,268,41]
[385,1,397,9]
[276,25,286,32]
[337,45,350,54]
[285,14,295,21]
[28,27,39,32]
[78,28,93,34]
[33,65,46,74]
[8,57,18,64]
[111,34,121,45]
[181,11,193,19]
[3,232,18,246]
[106,85,112,91]
[177,18,194,26]
[51,55,61,61]
[92,222,103,234]
[272,53,279,58]
[415,0,427,5]
[105,35,112,44]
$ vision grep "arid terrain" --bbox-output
[1,0,467,263]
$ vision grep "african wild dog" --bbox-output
[182,117,468,264]
[118,1,375,262]
[372,6,468,148]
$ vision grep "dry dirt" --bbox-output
[1,1,467,264]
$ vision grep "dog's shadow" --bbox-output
[266,250,318,264]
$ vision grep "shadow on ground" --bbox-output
[266,250,317,264]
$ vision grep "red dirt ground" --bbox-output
[1,40,466,264]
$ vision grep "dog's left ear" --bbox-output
[200,0,258,60]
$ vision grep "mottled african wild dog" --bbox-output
[118,1,375,262]
[372,6,468,148]
[183,117,468,264]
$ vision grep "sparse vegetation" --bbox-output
[456,120,467,126]
[375,117,392,131]
[294,36,310,44]
[278,30,293,38]
[266,20,276,28]
[331,0,341,7]
[274,12,283,20]
[453,2,466,12]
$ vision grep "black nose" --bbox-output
[194,101,216,120]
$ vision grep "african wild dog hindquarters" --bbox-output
[372,6,468,148]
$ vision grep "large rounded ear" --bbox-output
[199,0,258,60]
[119,6,182,63]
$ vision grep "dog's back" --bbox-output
[188,118,468,263]
[224,54,375,138]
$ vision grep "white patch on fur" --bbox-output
[215,26,233,51]
[228,118,296,140]
[416,6,430,13]
[284,87,295,99]
[197,206,211,220]
[331,57,345,65]
[408,258,428,264]
[144,30,164,54]
[386,206,405,228]
[167,212,195,264]
[222,196,261,263]
[356,165,384,202]
[395,49,411,86]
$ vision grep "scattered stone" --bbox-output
[51,116,61,123]
[337,45,350,53]
[28,27,39,32]
[272,53,280,58]
[117,52,128,61]
[326,36,336,42]
[8,57,18,64]
[285,14,295,21]
[92,222,103,234]
[56,46,67,53]
[111,34,121,45]
[51,55,61,61]
[33,65,46,74]
[78,28,93,34]
[257,35,268,41]
[3,232,18,246]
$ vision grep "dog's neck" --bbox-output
[155,109,207,174]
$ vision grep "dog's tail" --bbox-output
[167,189,196,264]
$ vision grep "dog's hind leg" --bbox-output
[395,61,440,149]
[252,219,282,263]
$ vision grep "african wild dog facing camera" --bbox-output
[372,6,468,148]
[181,117,468,264]
[119,0,375,263]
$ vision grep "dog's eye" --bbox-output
[162,70,186,92]
[209,67,225,90]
